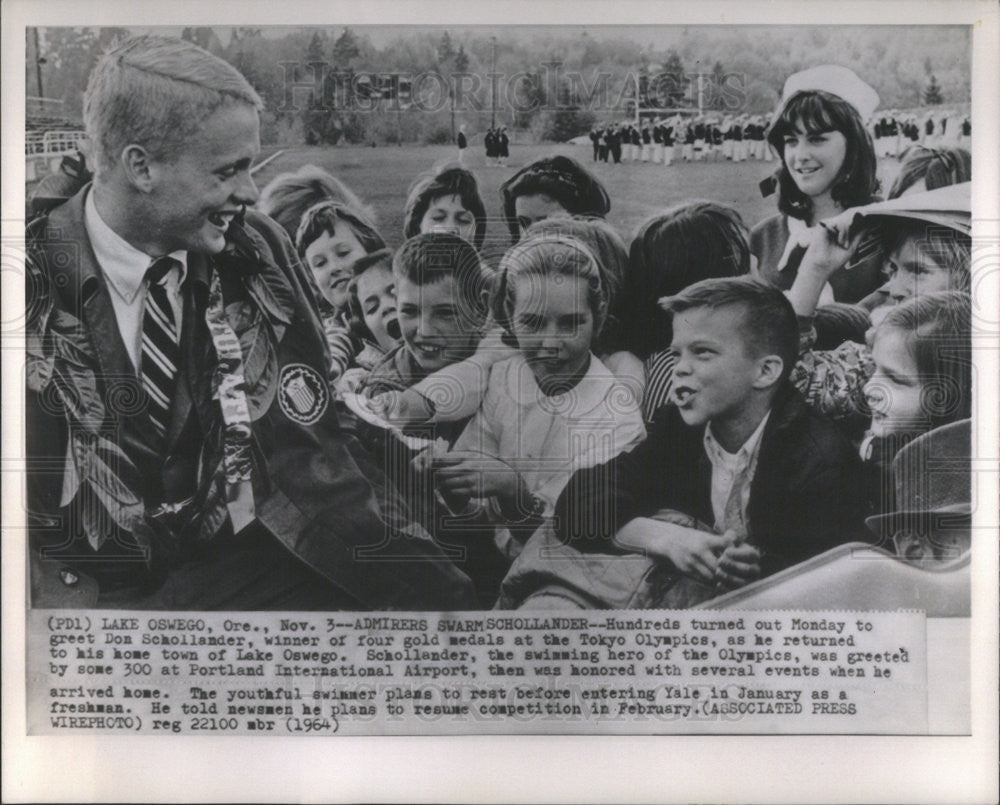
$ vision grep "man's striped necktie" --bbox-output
[141,256,180,443]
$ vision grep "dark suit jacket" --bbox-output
[26,187,476,610]
[553,385,870,578]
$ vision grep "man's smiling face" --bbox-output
[144,102,260,255]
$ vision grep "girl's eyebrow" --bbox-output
[879,362,915,384]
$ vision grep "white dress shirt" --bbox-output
[703,411,771,539]
[84,189,187,372]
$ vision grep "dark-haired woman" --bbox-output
[499,155,612,242]
[403,163,487,250]
[751,65,883,303]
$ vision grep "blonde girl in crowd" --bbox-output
[258,163,376,241]
[425,235,645,603]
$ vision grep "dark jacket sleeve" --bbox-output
[553,411,682,554]
[754,409,872,577]
[241,211,479,610]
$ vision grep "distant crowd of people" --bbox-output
[589,115,773,165]
[870,108,971,157]
[584,107,970,168]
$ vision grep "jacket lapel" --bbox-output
[748,384,802,541]
[694,443,714,528]
[46,190,140,432]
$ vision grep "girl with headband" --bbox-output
[424,235,645,603]
[499,155,611,243]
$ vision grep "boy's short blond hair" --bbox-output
[661,276,798,385]
[83,35,263,178]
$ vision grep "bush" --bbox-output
[534,108,596,143]
[259,112,303,147]
[423,123,454,145]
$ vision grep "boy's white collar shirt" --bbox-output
[703,411,771,539]
[84,188,188,372]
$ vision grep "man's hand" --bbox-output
[432,452,524,506]
[714,539,762,591]
[614,518,728,584]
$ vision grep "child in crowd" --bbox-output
[622,201,752,421]
[296,200,386,313]
[403,164,487,250]
[753,65,883,303]
[359,233,491,445]
[888,146,971,200]
[294,200,387,381]
[428,235,646,603]
[500,155,611,242]
[808,291,971,541]
[786,195,971,439]
[549,278,868,605]
[258,164,376,241]
[367,215,644,433]
[524,216,643,391]
[863,292,971,454]
[848,153,971,320]
[335,248,401,393]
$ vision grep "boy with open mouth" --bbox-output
[551,277,868,604]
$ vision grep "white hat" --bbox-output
[777,64,880,122]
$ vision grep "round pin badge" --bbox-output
[277,363,329,425]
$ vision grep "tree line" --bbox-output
[27,25,971,145]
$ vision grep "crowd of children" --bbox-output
[246,63,973,610]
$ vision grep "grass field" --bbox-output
[253,142,904,260]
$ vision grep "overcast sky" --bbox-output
[112,24,962,51]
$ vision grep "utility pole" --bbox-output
[33,28,44,100]
[490,36,497,129]
[696,60,704,116]
[634,68,640,127]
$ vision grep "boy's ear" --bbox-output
[752,354,785,390]
[120,144,155,193]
